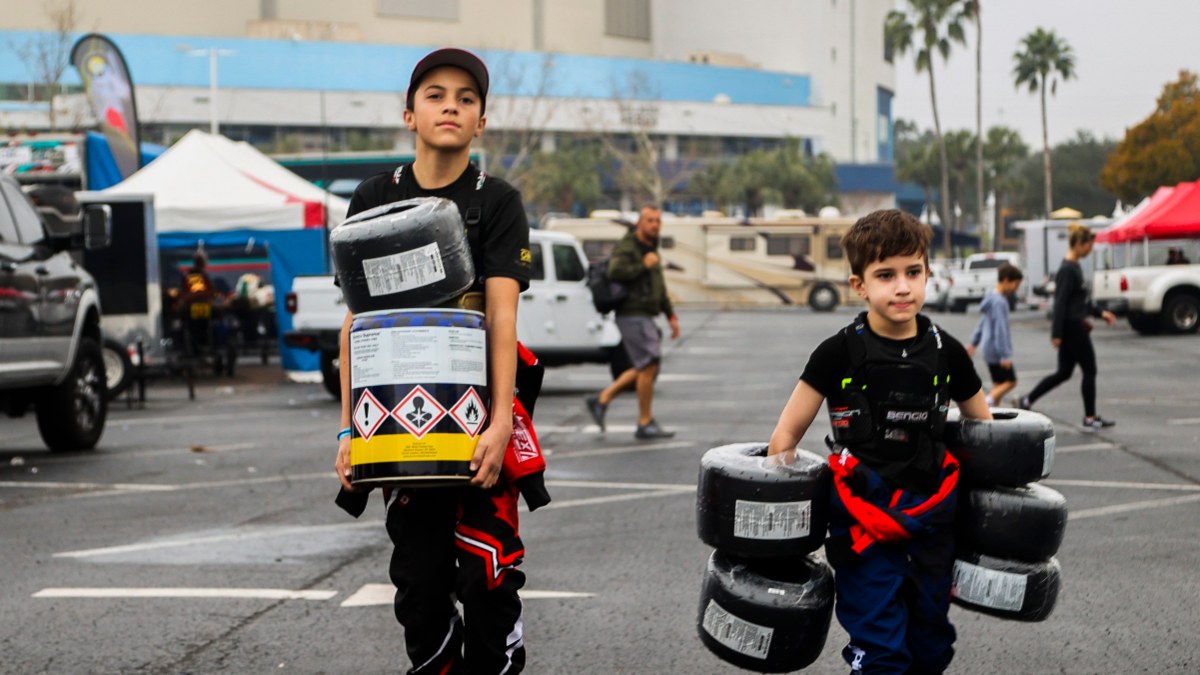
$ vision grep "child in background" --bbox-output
[966,262,1024,407]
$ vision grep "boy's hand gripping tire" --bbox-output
[957,482,1068,563]
[696,443,831,558]
[945,408,1056,486]
[951,551,1062,622]
[697,550,835,673]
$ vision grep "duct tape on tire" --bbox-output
[957,482,1068,562]
[697,551,834,673]
[696,443,832,558]
[945,408,1056,486]
[951,551,1061,622]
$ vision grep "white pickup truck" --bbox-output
[285,229,623,398]
[947,252,1022,312]
[1092,262,1200,334]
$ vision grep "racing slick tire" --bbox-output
[956,483,1068,563]
[698,550,835,673]
[951,552,1061,622]
[945,408,1055,487]
[696,443,831,558]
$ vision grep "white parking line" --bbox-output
[545,479,694,491]
[1055,442,1117,454]
[1043,478,1200,492]
[33,587,337,600]
[108,412,312,427]
[340,583,593,607]
[537,488,691,510]
[12,443,260,466]
[547,440,693,460]
[0,480,175,491]
[1167,417,1200,426]
[1069,494,1200,520]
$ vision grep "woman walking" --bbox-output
[1019,223,1117,430]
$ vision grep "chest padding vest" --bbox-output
[829,316,950,458]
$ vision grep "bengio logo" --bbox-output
[886,410,929,423]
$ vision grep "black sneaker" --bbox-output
[1017,395,1032,410]
[635,419,675,440]
[585,395,607,432]
[1082,416,1116,431]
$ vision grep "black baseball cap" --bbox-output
[406,48,490,116]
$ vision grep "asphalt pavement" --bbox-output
[1,306,1198,674]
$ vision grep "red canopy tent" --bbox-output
[1097,182,1200,243]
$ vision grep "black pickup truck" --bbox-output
[0,174,112,451]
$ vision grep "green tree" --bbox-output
[886,0,969,257]
[983,125,1030,241]
[1099,70,1200,202]
[894,119,942,218]
[522,143,605,216]
[1013,27,1076,216]
[955,0,985,242]
[693,143,838,217]
[1012,131,1117,218]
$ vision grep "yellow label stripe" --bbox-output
[351,433,478,465]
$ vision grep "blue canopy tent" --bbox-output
[85,131,165,190]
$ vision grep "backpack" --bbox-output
[586,258,628,314]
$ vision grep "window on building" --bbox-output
[582,239,617,263]
[884,26,894,63]
[826,237,843,260]
[377,0,459,21]
[766,235,810,257]
[606,0,651,40]
[729,236,756,252]
[552,244,586,282]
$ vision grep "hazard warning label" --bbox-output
[353,389,388,441]
[449,387,487,438]
[390,385,446,438]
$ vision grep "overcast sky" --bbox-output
[892,0,1200,147]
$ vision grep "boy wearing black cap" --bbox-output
[334,48,535,674]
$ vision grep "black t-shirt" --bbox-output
[800,314,982,492]
[346,163,531,293]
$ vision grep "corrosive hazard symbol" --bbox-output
[449,387,487,438]
[390,385,446,438]
[353,389,387,441]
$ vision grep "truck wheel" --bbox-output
[37,337,107,452]
[1161,293,1200,334]
[944,408,1056,486]
[1127,311,1161,335]
[957,483,1068,562]
[320,350,341,400]
[698,551,834,673]
[952,552,1061,622]
[808,284,838,312]
[697,443,831,558]
[101,338,133,401]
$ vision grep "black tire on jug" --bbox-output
[944,408,1056,486]
[697,551,835,673]
[956,482,1068,563]
[951,551,1061,622]
[696,443,831,558]
[330,197,475,313]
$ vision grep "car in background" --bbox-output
[925,261,952,311]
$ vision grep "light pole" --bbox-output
[178,45,236,134]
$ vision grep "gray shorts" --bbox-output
[616,315,663,370]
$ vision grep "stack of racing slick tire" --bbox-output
[694,442,835,672]
[945,408,1068,622]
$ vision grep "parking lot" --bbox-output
[2,307,1198,673]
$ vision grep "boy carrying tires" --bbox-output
[767,209,992,674]
[333,48,545,674]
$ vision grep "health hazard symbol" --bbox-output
[449,387,487,438]
[390,385,446,438]
[353,389,387,441]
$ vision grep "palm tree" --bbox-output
[886,0,970,256]
[1013,28,1076,217]
[954,0,984,247]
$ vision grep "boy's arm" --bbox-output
[335,310,355,490]
[767,380,825,456]
[472,276,520,489]
[957,390,994,420]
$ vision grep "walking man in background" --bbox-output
[586,206,680,440]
